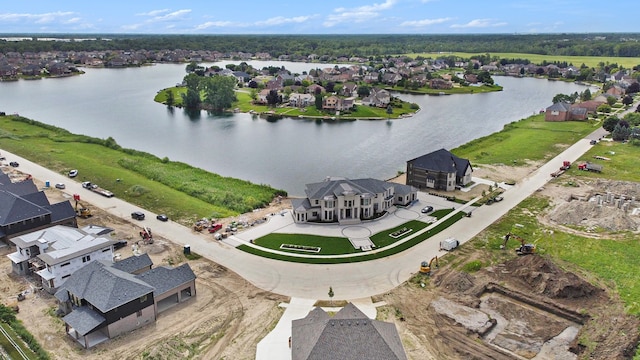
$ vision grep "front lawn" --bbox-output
[239,212,466,263]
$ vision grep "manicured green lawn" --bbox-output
[239,212,466,263]
[453,114,597,166]
[255,234,355,255]
[0,116,285,223]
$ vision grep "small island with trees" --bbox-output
[154,57,503,120]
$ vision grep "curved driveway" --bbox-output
[0,127,606,300]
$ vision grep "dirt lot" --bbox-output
[376,176,640,360]
[0,174,289,360]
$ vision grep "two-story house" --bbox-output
[406,149,473,191]
[291,177,417,225]
[7,225,117,293]
[55,257,196,348]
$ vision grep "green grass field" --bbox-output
[240,212,466,263]
[0,115,285,223]
[569,141,640,182]
[453,114,598,165]
[407,52,640,69]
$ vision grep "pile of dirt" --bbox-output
[590,179,640,198]
[549,201,639,232]
[433,269,475,293]
[544,179,640,233]
[502,255,601,299]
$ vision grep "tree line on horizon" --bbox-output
[1,33,640,58]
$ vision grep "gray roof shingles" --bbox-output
[408,148,471,179]
[135,263,196,297]
[58,260,154,312]
[292,303,407,360]
[111,253,153,274]
[62,306,105,336]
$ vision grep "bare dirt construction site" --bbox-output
[0,176,288,360]
[377,176,640,360]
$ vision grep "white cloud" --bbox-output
[256,16,312,26]
[451,19,508,28]
[151,9,191,22]
[136,9,171,17]
[0,11,75,24]
[194,21,236,30]
[63,17,81,24]
[324,0,397,27]
[400,17,452,27]
[123,9,191,31]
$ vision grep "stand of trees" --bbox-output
[2,33,640,58]
[181,73,236,113]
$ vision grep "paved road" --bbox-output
[0,127,604,300]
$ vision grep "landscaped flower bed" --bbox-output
[280,244,321,253]
[389,227,412,238]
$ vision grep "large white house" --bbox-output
[291,177,417,225]
[7,225,117,294]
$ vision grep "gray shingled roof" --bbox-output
[292,303,407,360]
[407,148,471,179]
[45,201,76,223]
[136,263,196,297]
[58,260,154,312]
[62,306,105,336]
[291,198,312,212]
[0,190,51,225]
[546,102,571,112]
[305,178,405,201]
[0,172,38,196]
[111,253,153,274]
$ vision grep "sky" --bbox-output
[0,0,635,35]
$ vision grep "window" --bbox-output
[62,274,70,279]
[137,310,142,317]
[82,255,91,263]
[60,262,71,267]
[140,295,148,303]
[102,248,110,252]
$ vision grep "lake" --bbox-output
[0,62,589,195]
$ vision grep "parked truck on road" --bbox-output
[81,181,114,198]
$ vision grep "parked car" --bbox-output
[131,211,145,220]
[156,214,169,222]
[9,161,19,167]
[494,196,503,202]
[55,183,65,189]
[114,240,128,250]
[590,140,597,145]
[421,206,434,214]
[68,169,78,177]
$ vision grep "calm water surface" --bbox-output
[0,62,588,195]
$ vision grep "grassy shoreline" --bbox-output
[0,115,286,223]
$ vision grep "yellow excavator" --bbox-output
[419,256,439,275]
[73,194,92,218]
[501,232,536,255]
